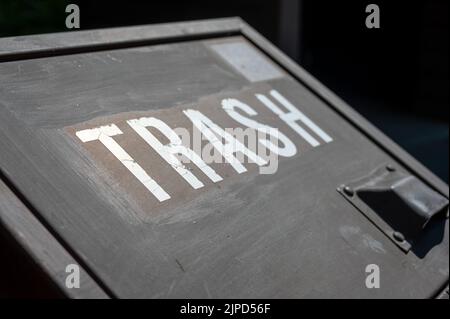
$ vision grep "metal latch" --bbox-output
[338,164,449,252]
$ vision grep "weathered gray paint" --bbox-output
[0,18,447,298]
[0,179,108,298]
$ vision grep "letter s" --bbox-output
[222,98,297,157]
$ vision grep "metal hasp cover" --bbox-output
[339,165,449,252]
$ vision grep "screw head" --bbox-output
[386,165,396,172]
[343,186,355,197]
[393,231,405,242]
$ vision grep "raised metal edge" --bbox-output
[0,176,110,299]
[435,284,449,299]
[0,18,242,62]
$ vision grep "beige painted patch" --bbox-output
[65,83,332,222]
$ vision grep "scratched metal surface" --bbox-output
[0,36,448,298]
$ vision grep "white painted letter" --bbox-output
[256,90,333,146]
[183,109,267,174]
[127,117,222,190]
[76,124,170,202]
[222,98,297,157]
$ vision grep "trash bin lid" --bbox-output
[0,18,448,298]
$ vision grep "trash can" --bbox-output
[0,18,448,299]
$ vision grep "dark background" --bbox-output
[0,0,448,298]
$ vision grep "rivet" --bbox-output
[343,186,354,197]
[393,231,405,242]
